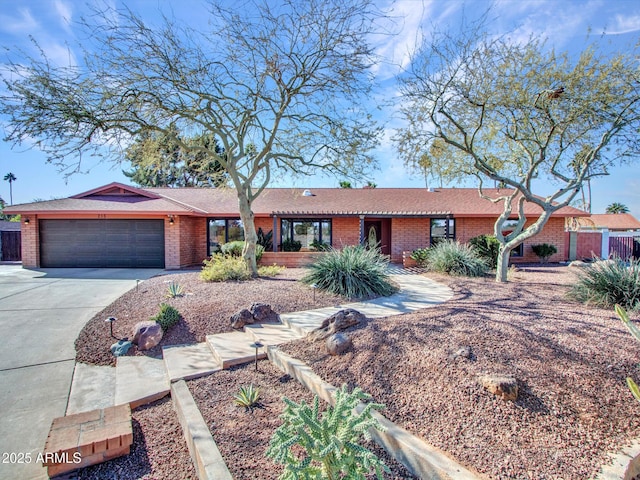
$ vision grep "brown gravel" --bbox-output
[281,265,640,480]
[76,397,196,480]
[188,360,416,479]
[76,268,343,366]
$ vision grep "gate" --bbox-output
[608,232,640,261]
[0,231,22,261]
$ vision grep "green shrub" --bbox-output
[468,234,501,269]
[234,384,261,411]
[410,247,430,267]
[282,239,302,252]
[266,384,389,479]
[152,303,181,331]
[425,240,488,277]
[302,245,397,299]
[220,241,264,261]
[221,240,245,256]
[310,239,330,251]
[258,264,285,277]
[257,227,273,251]
[201,254,251,282]
[532,243,558,263]
[568,258,640,310]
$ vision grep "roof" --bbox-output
[4,182,588,218]
[0,221,21,232]
[576,213,640,231]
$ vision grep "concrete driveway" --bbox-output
[0,265,163,480]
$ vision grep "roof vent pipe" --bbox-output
[426,187,434,192]
[302,189,313,196]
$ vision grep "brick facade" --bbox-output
[332,217,360,248]
[20,216,39,268]
[390,218,429,263]
[565,231,602,260]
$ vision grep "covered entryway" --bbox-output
[40,219,165,268]
[363,219,391,256]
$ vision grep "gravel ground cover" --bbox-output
[281,265,640,480]
[188,360,416,479]
[76,268,343,366]
[76,397,196,480]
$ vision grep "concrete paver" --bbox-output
[206,332,267,368]
[163,343,221,382]
[244,323,306,346]
[66,363,116,415]
[114,356,170,409]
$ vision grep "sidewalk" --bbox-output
[67,269,454,414]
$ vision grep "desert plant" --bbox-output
[257,227,273,251]
[166,281,184,298]
[410,247,430,267]
[568,258,640,310]
[282,239,302,252]
[221,240,245,256]
[615,304,640,402]
[234,384,261,411]
[425,240,488,277]
[201,254,251,282]
[531,243,558,263]
[152,303,181,331]
[310,239,330,251]
[258,264,285,277]
[302,245,397,299]
[266,384,389,480]
[468,234,501,269]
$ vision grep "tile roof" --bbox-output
[5,183,588,218]
[576,213,640,231]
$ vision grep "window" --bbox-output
[430,218,455,246]
[501,219,524,257]
[281,219,331,249]
[208,218,244,255]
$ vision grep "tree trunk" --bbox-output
[236,190,258,277]
[495,245,512,282]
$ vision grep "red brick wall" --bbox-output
[391,218,430,262]
[332,217,360,248]
[20,216,39,268]
[564,231,602,260]
[260,252,327,268]
[176,217,207,267]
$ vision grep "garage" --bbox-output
[40,219,165,268]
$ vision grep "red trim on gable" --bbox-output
[70,182,161,200]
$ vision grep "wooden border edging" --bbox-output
[267,346,484,480]
[171,380,233,480]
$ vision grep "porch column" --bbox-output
[445,214,451,239]
[601,228,609,259]
[272,215,278,252]
[359,215,365,245]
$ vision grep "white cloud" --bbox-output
[605,14,640,35]
[53,0,73,33]
[42,42,77,67]
[0,7,39,34]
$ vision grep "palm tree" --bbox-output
[3,173,16,205]
[606,202,630,214]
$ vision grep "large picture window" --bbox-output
[281,219,331,249]
[501,219,524,257]
[430,218,455,246]
[208,218,244,255]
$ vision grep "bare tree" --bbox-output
[0,0,383,274]
[396,21,640,281]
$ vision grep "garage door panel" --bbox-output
[40,219,165,268]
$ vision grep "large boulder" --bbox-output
[478,374,518,401]
[131,321,163,350]
[309,308,366,341]
[250,303,280,323]
[230,309,254,329]
[326,333,352,355]
[111,340,133,357]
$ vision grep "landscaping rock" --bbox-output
[449,346,472,361]
[309,308,366,341]
[569,260,588,268]
[111,340,133,357]
[326,333,352,355]
[131,321,163,350]
[230,308,254,329]
[250,303,280,323]
[478,374,518,401]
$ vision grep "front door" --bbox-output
[363,220,390,255]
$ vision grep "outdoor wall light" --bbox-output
[24,218,30,224]
[105,317,119,339]
[168,215,175,225]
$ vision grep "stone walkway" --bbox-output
[66,270,453,414]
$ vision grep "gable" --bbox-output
[70,182,160,200]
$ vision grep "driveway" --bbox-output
[0,265,163,480]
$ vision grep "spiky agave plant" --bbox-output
[616,305,640,402]
[266,384,389,480]
[234,384,261,411]
[166,281,184,298]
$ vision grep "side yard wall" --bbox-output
[564,231,602,261]
[391,218,429,263]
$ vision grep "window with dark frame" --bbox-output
[280,219,332,249]
[207,218,244,255]
[501,219,524,257]
[430,218,455,246]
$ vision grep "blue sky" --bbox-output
[1,0,639,217]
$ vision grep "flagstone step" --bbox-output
[280,306,342,336]
[67,363,116,415]
[114,356,170,409]
[163,343,222,382]
[206,331,266,369]
[244,323,306,346]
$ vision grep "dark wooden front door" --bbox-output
[363,220,390,255]
[1,231,21,261]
